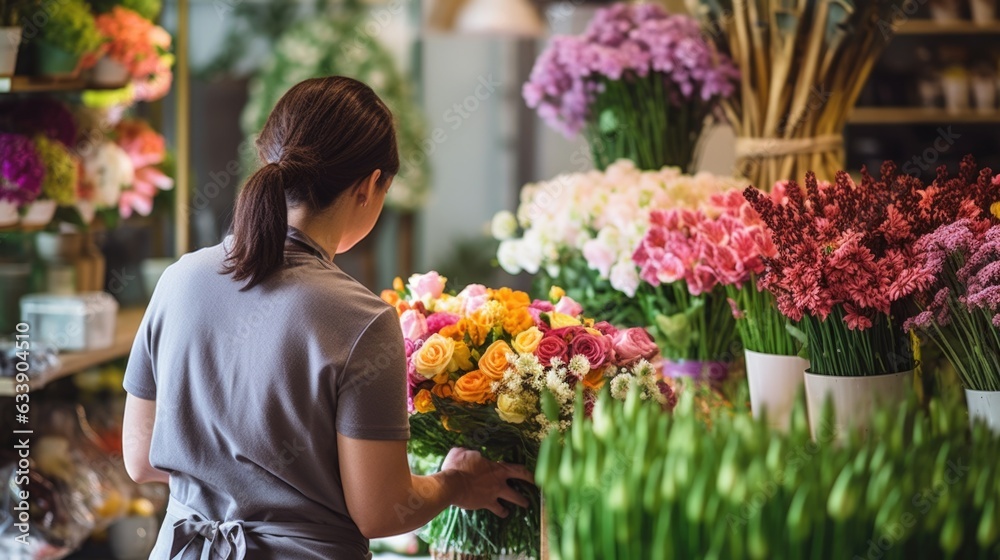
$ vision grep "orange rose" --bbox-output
[502,307,534,336]
[432,382,454,399]
[493,287,531,310]
[433,370,450,385]
[582,367,608,390]
[380,289,400,307]
[414,389,435,413]
[439,323,464,341]
[463,317,491,347]
[392,277,404,291]
[453,370,494,404]
[478,340,513,381]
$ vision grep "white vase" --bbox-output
[19,200,56,227]
[930,0,963,21]
[90,56,130,88]
[745,350,808,431]
[965,389,1000,435]
[0,27,21,77]
[942,75,970,113]
[0,200,18,226]
[804,370,913,442]
[971,76,997,112]
[970,0,997,23]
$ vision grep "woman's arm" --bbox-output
[122,394,170,485]
[338,435,533,539]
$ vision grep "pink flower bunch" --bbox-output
[114,119,173,218]
[743,158,999,329]
[631,187,781,295]
[96,7,171,79]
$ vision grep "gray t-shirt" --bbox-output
[124,227,409,559]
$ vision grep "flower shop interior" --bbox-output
[2,0,1000,558]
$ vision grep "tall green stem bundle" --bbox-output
[726,274,800,356]
[640,282,738,363]
[586,74,707,173]
[801,306,913,376]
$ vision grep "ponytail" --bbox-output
[222,163,288,290]
[220,76,400,289]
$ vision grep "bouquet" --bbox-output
[30,0,104,58]
[523,2,738,171]
[0,133,44,208]
[383,272,670,557]
[114,118,172,218]
[743,157,999,376]
[495,159,743,327]
[632,187,800,368]
[95,7,172,81]
[906,218,1000,391]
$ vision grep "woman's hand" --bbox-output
[440,448,534,518]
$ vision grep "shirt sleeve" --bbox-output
[123,304,157,400]
[336,307,410,440]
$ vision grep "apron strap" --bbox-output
[168,498,248,560]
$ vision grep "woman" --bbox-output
[121,77,533,559]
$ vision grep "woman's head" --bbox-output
[224,76,399,289]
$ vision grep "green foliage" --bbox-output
[89,0,162,20]
[539,386,1000,559]
[408,397,541,557]
[29,0,103,56]
[727,274,802,356]
[533,259,646,328]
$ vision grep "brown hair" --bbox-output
[223,76,399,289]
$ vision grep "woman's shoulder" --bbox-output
[283,260,391,322]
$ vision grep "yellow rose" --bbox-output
[448,341,473,372]
[548,286,566,302]
[585,327,602,337]
[549,312,582,329]
[453,370,493,404]
[414,389,436,413]
[513,327,543,354]
[496,393,527,424]
[992,201,1000,220]
[478,340,513,381]
[414,334,455,378]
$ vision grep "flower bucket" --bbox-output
[89,56,129,88]
[965,389,1000,435]
[19,200,56,227]
[662,359,728,383]
[0,27,22,77]
[745,350,808,431]
[971,0,997,24]
[0,200,18,227]
[803,370,913,442]
[33,41,81,80]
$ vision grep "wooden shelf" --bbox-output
[0,75,128,94]
[0,307,145,396]
[896,19,1000,34]
[848,107,1000,124]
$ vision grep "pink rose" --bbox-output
[530,299,555,312]
[457,283,487,299]
[613,328,659,365]
[408,271,446,300]
[593,321,619,337]
[554,295,583,317]
[462,294,489,315]
[535,335,569,366]
[570,332,609,368]
[399,309,428,340]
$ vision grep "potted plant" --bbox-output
[522,3,738,172]
[25,0,103,79]
[0,0,26,77]
[92,6,170,88]
[0,132,44,226]
[23,134,78,226]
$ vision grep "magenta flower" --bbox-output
[0,134,44,206]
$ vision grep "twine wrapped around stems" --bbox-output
[689,0,899,189]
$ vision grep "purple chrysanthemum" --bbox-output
[0,133,44,206]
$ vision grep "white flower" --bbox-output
[496,240,522,274]
[83,142,134,208]
[567,355,591,378]
[609,260,641,297]
[610,374,632,400]
[491,210,518,240]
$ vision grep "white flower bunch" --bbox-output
[495,159,744,296]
